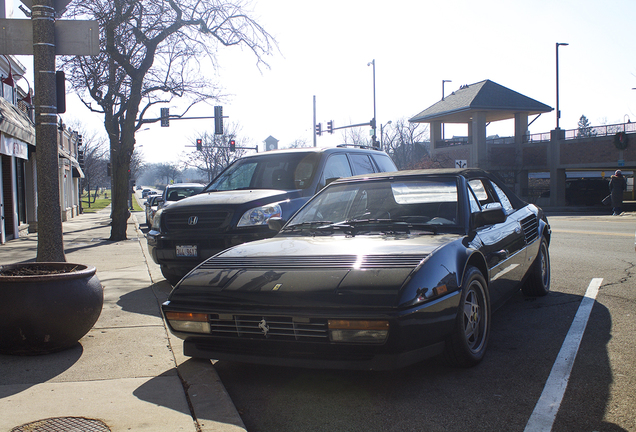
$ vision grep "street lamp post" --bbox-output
[556,43,568,129]
[442,79,452,139]
[368,59,377,147]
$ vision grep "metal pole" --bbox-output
[368,59,377,147]
[313,95,317,147]
[556,43,568,129]
[33,0,65,262]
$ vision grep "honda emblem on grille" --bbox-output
[258,318,270,336]
[187,216,198,226]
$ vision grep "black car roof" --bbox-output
[333,168,527,209]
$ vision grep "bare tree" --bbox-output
[383,119,429,169]
[286,138,311,149]
[340,127,371,147]
[62,0,276,240]
[81,135,109,207]
[183,122,247,182]
[155,163,183,185]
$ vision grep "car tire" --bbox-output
[522,236,550,297]
[444,266,491,368]
[161,266,186,286]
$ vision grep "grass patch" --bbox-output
[80,190,144,213]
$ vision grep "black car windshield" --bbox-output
[204,152,321,192]
[286,178,460,232]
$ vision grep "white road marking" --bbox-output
[524,278,602,432]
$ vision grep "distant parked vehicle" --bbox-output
[144,195,162,227]
[540,178,610,206]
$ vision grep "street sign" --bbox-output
[0,19,99,55]
[19,0,72,13]
[455,159,467,168]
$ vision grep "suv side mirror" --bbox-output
[267,217,285,232]
[471,204,506,229]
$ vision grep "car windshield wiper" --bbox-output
[343,219,412,235]
[283,221,334,233]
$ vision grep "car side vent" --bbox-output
[200,254,426,270]
[521,216,539,244]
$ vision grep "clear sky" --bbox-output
[11,0,636,165]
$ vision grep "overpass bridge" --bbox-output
[409,80,635,207]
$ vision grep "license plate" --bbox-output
[176,245,197,257]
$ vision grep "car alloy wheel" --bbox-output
[444,266,490,367]
[522,237,551,297]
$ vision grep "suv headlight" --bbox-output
[238,203,282,227]
[152,208,163,230]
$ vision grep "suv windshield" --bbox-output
[205,152,321,192]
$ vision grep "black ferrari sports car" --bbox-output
[162,168,551,370]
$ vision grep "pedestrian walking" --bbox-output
[609,170,627,215]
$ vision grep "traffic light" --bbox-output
[229,139,236,152]
[196,138,202,151]
[315,123,322,136]
[161,107,170,127]
[77,150,84,168]
[327,120,334,134]
[214,106,223,135]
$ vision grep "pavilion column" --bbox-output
[515,113,529,197]
[471,112,487,169]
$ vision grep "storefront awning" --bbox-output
[0,96,35,145]
[58,147,85,178]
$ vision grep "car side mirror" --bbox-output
[267,217,285,232]
[471,204,506,229]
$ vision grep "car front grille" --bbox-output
[521,215,539,244]
[164,210,231,231]
[210,314,329,342]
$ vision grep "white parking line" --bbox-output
[524,278,602,432]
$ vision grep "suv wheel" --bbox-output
[161,266,188,286]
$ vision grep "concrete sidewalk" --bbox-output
[0,208,246,432]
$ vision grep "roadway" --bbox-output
[210,212,636,432]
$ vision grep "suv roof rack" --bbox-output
[336,144,380,150]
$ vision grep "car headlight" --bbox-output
[165,311,211,334]
[238,203,282,227]
[152,208,163,230]
[328,320,389,344]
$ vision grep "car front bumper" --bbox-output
[162,291,461,370]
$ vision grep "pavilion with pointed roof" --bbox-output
[409,79,553,170]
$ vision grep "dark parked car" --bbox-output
[144,195,162,227]
[148,146,397,285]
[157,183,205,211]
[162,168,551,370]
[540,178,610,206]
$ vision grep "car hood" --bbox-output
[168,189,300,208]
[170,233,462,309]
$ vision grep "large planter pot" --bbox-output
[0,262,103,355]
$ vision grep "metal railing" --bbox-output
[435,121,636,148]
